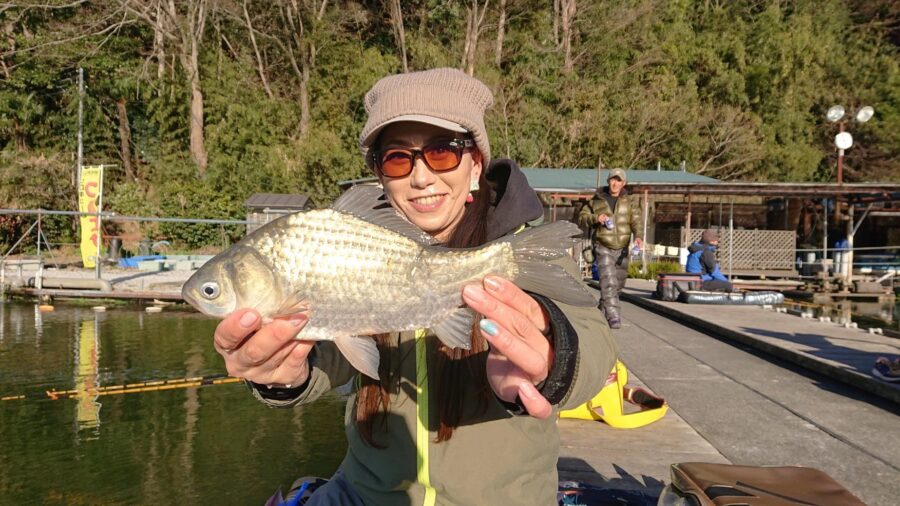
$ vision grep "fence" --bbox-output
[681,228,796,275]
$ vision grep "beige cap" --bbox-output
[359,68,494,169]
[607,168,627,183]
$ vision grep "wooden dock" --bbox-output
[6,287,183,301]
[1,267,190,303]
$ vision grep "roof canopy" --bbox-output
[244,193,310,210]
[337,169,899,200]
[523,168,718,191]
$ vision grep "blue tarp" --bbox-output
[118,255,166,268]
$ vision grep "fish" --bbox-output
[181,185,597,379]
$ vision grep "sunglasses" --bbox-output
[373,138,475,178]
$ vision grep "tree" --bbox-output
[121,0,211,176]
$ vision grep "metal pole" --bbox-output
[836,122,844,185]
[728,198,734,280]
[845,204,854,288]
[95,166,103,280]
[822,198,828,261]
[685,194,692,248]
[36,211,42,262]
[76,67,84,193]
[641,189,649,274]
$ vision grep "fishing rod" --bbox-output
[1,374,243,402]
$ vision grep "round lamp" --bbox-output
[835,131,854,150]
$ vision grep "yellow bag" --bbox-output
[559,360,667,429]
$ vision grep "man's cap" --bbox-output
[607,168,627,183]
[702,229,719,242]
[359,68,494,169]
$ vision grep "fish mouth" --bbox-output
[408,193,447,211]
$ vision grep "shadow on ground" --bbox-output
[739,326,900,378]
[557,457,664,505]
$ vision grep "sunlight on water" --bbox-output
[0,301,347,505]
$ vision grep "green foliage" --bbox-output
[0,0,897,250]
[0,152,77,251]
[628,260,683,280]
[156,178,243,250]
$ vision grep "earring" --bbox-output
[466,179,479,203]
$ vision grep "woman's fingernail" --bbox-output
[484,276,502,293]
[463,284,485,304]
[479,319,499,336]
[519,382,539,400]
[239,312,259,328]
[288,315,307,327]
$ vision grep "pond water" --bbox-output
[0,301,347,505]
[781,296,900,333]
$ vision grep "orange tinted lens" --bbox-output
[379,149,413,177]
[423,143,462,171]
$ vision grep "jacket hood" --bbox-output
[485,159,543,241]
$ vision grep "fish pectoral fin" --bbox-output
[270,292,310,319]
[432,308,475,350]
[334,335,380,380]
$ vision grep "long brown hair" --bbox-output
[356,153,493,447]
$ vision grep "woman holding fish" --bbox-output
[196,68,617,506]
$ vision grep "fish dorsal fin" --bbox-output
[331,185,436,245]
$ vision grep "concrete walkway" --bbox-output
[556,374,729,499]
[620,279,900,405]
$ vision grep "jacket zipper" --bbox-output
[415,329,437,506]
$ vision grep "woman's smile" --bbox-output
[376,122,481,242]
[409,193,447,211]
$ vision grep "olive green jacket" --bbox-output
[250,258,616,506]
[577,188,643,250]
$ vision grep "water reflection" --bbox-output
[0,301,347,504]
[783,297,898,331]
[75,316,101,437]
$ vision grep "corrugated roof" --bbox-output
[244,193,310,209]
[337,169,717,191]
[523,168,719,191]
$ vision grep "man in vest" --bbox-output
[577,169,643,329]
[686,229,733,292]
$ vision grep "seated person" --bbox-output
[686,229,733,292]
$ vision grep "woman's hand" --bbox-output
[213,310,314,388]
[462,276,554,419]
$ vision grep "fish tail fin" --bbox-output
[507,221,598,307]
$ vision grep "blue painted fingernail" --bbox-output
[479,319,499,336]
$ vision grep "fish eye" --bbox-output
[200,282,220,299]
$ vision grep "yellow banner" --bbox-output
[78,166,104,268]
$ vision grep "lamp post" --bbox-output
[825,104,874,287]
[825,105,874,184]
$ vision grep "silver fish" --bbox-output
[182,185,596,378]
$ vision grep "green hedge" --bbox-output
[628,260,683,280]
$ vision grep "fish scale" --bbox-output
[181,185,596,378]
